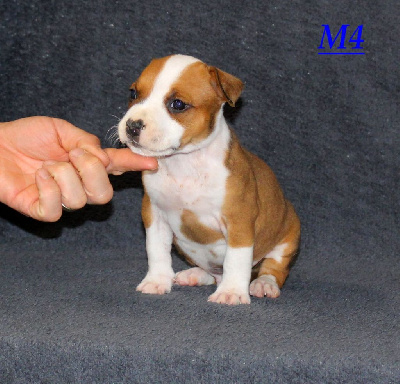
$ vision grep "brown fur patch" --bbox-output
[256,214,301,287]
[180,209,224,244]
[251,218,300,288]
[141,191,153,229]
[208,66,244,107]
[223,130,301,277]
[222,132,259,248]
[129,56,172,107]
[164,61,224,148]
[253,258,290,288]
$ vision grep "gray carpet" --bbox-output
[1,0,399,382]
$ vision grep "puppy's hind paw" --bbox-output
[249,275,281,298]
[174,267,216,286]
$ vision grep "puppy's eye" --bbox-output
[169,99,190,112]
[130,88,138,101]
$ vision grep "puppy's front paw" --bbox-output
[249,275,281,298]
[136,274,173,295]
[208,287,251,305]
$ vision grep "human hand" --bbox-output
[0,117,157,221]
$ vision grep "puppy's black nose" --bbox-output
[126,119,145,138]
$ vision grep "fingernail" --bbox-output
[37,168,52,180]
[69,148,86,158]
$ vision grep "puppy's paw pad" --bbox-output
[174,267,215,286]
[250,275,281,298]
[208,291,251,305]
[136,275,173,295]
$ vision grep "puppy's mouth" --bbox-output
[124,139,179,158]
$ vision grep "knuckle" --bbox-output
[80,155,103,173]
[46,161,74,176]
[82,134,101,147]
[67,195,88,210]
[87,156,103,168]
[59,162,72,172]
[37,208,62,222]
[88,186,113,205]
[47,213,62,222]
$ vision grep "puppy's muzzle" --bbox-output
[126,119,145,140]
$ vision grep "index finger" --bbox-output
[104,148,158,175]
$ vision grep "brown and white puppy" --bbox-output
[118,54,300,305]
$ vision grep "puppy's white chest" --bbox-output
[144,152,228,212]
[143,135,229,215]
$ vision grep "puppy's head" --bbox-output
[118,54,243,157]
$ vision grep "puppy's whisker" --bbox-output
[110,113,122,122]
[105,113,129,148]
[105,125,123,148]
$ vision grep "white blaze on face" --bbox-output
[118,55,200,157]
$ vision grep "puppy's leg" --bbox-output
[251,205,300,298]
[208,196,256,305]
[250,239,299,299]
[208,245,253,305]
[174,267,216,286]
[137,198,175,295]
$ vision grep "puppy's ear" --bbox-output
[208,66,244,107]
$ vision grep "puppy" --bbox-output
[118,54,300,305]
